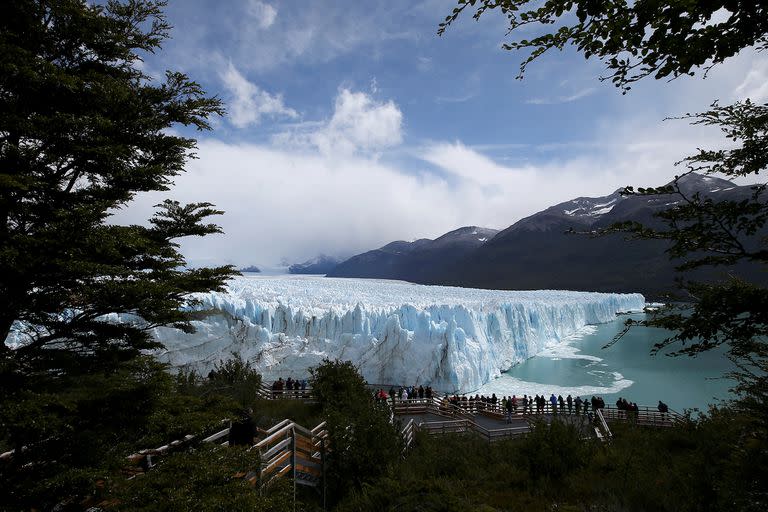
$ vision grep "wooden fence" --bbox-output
[253,420,328,490]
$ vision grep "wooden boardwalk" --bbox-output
[391,397,683,442]
[115,389,683,495]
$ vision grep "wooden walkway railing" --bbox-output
[252,420,328,490]
[416,418,530,442]
[258,383,314,400]
[390,396,683,444]
[594,408,612,441]
[256,384,683,431]
[515,402,684,428]
[599,405,683,427]
[124,419,329,494]
[393,397,529,442]
[400,419,416,453]
[121,392,684,489]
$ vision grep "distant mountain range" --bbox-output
[327,173,766,299]
[326,226,499,283]
[238,265,261,273]
[289,255,341,275]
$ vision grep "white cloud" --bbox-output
[417,56,433,72]
[734,59,768,103]
[114,24,766,269]
[247,1,277,29]
[112,140,455,267]
[435,92,476,104]
[275,88,403,156]
[218,3,419,72]
[219,62,297,128]
[526,87,596,105]
[112,110,732,269]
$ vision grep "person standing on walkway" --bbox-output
[566,394,573,414]
[658,400,669,422]
[550,393,558,413]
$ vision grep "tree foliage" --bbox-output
[309,359,402,503]
[0,0,236,507]
[441,1,768,416]
[338,408,767,511]
[439,0,768,91]
[114,445,297,512]
[0,0,235,372]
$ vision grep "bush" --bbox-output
[517,418,595,483]
[205,354,263,408]
[115,445,296,511]
[309,359,402,503]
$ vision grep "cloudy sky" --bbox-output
[113,0,768,268]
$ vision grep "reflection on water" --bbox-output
[475,314,736,411]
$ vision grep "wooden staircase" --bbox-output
[126,418,329,493]
[252,419,328,490]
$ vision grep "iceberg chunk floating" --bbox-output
[152,275,645,393]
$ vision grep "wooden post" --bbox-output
[257,446,263,495]
[291,427,296,512]
[321,437,327,510]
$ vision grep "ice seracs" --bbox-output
[151,275,645,392]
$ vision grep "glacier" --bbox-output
[151,275,645,393]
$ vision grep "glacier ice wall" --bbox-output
[152,275,645,392]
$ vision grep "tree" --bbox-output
[441,6,768,503]
[309,359,403,504]
[115,445,296,512]
[0,0,236,507]
[440,1,767,374]
[439,1,768,92]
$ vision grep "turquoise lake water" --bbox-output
[476,314,736,412]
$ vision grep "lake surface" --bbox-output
[475,313,736,411]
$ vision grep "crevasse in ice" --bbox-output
[151,275,645,392]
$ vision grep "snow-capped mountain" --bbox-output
[330,173,764,299]
[502,173,743,235]
[442,173,763,298]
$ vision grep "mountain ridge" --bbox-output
[326,225,499,282]
[328,173,765,299]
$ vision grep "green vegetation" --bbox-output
[0,351,321,510]
[0,2,324,507]
[1,0,766,509]
[115,446,295,512]
[439,1,768,91]
[0,0,236,506]
[310,359,403,504]
[441,0,768,437]
[436,3,768,509]
[338,408,767,512]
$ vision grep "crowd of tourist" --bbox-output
[378,388,613,416]
[374,385,436,402]
[433,392,609,416]
[376,386,672,423]
[271,377,308,397]
[272,377,671,423]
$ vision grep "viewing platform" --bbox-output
[101,385,685,499]
[390,396,683,443]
